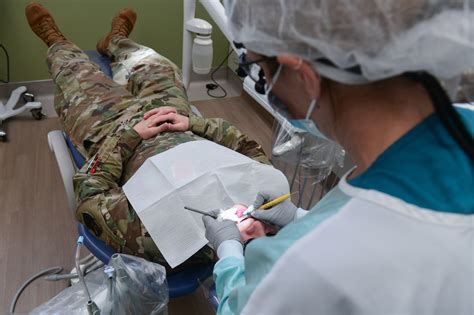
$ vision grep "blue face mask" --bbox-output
[265,64,330,141]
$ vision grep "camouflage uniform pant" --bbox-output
[47,37,215,270]
[47,36,192,159]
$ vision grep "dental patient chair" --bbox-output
[46,51,216,301]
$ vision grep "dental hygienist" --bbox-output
[202,1,474,314]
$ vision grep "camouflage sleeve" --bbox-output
[188,115,270,164]
[72,124,142,251]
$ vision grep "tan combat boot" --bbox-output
[25,3,66,46]
[97,8,137,56]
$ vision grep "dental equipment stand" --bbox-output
[0,86,43,141]
[183,0,273,114]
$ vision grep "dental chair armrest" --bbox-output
[48,130,78,213]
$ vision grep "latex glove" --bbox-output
[202,209,241,250]
[250,192,298,227]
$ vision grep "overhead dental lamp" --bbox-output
[185,18,213,74]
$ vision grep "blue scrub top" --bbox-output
[350,105,473,214]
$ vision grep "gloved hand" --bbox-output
[251,192,298,227]
[202,209,241,250]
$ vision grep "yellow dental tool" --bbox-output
[259,193,291,209]
[243,193,294,216]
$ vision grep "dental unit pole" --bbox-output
[183,0,276,115]
[182,0,238,89]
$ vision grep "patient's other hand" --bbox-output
[146,112,189,132]
[143,106,177,120]
[133,118,166,140]
[133,110,190,140]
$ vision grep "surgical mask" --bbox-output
[265,64,329,141]
[289,100,329,141]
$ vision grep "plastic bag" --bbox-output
[271,118,345,209]
[30,254,168,315]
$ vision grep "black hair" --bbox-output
[405,72,474,159]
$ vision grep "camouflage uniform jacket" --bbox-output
[73,114,270,259]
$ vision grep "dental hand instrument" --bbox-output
[184,206,218,218]
[244,193,292,216]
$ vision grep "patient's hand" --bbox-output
[133,118,166,140]
[146,112,189,132]
[143,106,177,120]
[133,109,190,139]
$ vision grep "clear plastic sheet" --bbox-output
[30,254,168,315]
[200,276,219,311]
[271,118,345,209]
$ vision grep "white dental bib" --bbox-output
[123,140,289,267]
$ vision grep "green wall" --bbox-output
[0,0,229,82]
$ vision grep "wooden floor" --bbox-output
[194,93,274,156]
[0,94,273,314]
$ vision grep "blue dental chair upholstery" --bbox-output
[47,51,215,299]
[86,51,113,78]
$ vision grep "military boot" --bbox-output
[25,3,66,47]
[97,8,137,56]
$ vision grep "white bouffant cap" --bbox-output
[225,0,474,100]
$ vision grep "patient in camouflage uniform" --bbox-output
[26,3,270,270]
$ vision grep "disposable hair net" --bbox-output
[225,0,474,100]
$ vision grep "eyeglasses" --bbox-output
[238,54,276,80]
[237,54,277,94]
